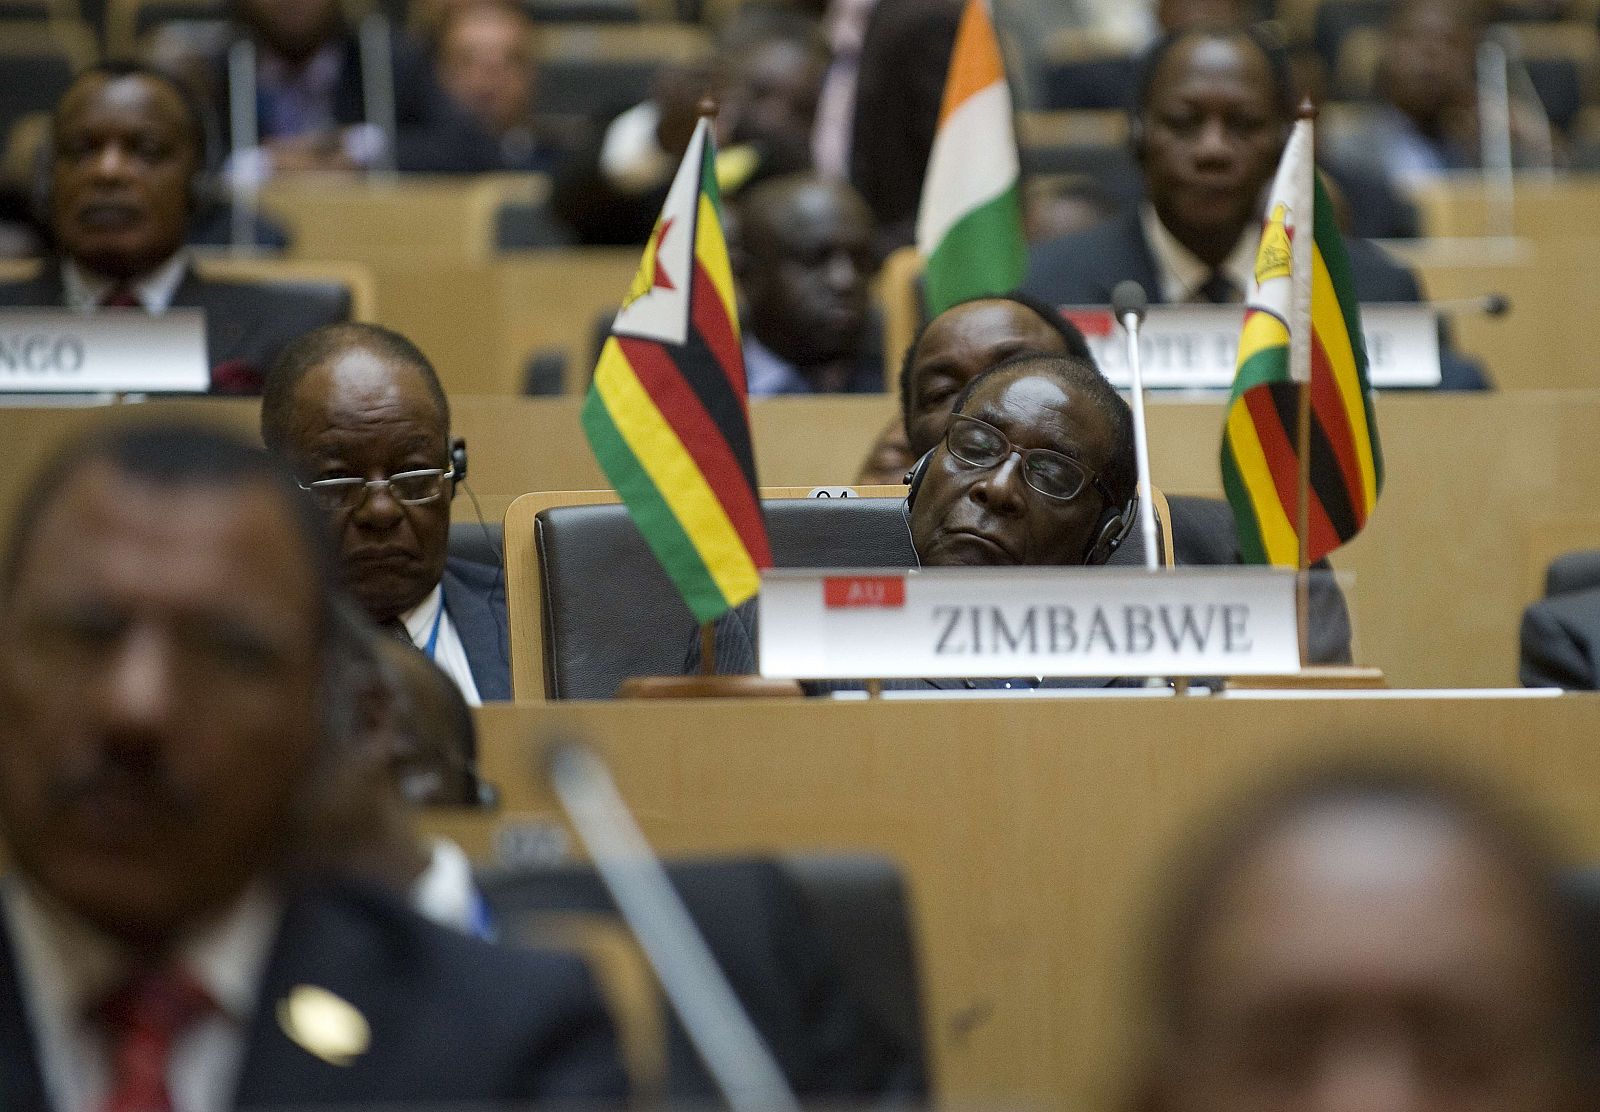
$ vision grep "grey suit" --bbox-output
[1022,211,1490,391]
[0,259,350,395]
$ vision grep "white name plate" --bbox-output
[758,566,1301,680]
[0,308,208,393]
[1061,303,1441,389]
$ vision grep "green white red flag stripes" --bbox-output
[915,0,1025,316]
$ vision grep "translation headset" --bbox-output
[903,448,1138,567]
[449,436,469,488]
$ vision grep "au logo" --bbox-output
[623,216,677,310]
[1256,203,1294,285]
[278,984,371,1067]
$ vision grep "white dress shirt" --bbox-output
[400,584,482,706]
[1140,203,1257,305]
[61,252,189,313]
[1,878,282,1112]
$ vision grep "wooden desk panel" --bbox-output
[431,695,1600,1111]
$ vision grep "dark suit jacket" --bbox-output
[1520,587,1600,689]
[848,0,964,254]
[441,554,512,702]
[1022,211,1490,390]
[0,880,628,1109]
[0,259,350,395]
[214,28,499,174]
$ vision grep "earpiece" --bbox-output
[903,449,934,510]
[1085,493,1138,566]
[449,437,468,488]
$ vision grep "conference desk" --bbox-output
[3,390,1598,689]
[426,692,1600,1111]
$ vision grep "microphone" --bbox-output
[1111,281,1160,573]
[1112,280,1148,328]
[358,13,400,178]
[1477,35,1516,238]
[1432,293,1511,318]
[543,736,801,1112]
[225,39,260,253]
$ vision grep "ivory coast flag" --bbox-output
[915,0,1024,317]
[1221,118,1383,567]
[582,118,772,624]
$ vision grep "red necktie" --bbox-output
[96,968,212,1112]
[101,286,141,309]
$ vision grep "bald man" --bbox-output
[735,173,883,395]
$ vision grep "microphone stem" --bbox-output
[1122,314,1161,572]
[546,741,801,1112]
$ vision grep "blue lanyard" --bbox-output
[422,597,445,660]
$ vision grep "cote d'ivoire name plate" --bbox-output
[1062,303,1440,390]
[758,567,1301,680]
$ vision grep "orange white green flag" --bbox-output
[1221,116,1383,567]
[581,117,772,624]
[915,0,1024,317]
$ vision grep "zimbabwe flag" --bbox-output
[582,118,772,623]
[1222,117,1383,567]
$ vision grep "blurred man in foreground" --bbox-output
[1133,763,1590,1112]
[0,64,348,393]
[0,422,625,1107]
[261,323,510,702]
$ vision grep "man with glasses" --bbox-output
[697,353,1138,687]
[261,323,509,702]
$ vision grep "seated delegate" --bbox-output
[0,63,349,393]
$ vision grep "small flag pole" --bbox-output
[1292,100,1318,665]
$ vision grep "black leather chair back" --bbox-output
[1546,550,1600,599]
[534,495,1161,700]
[477,853,928,1104]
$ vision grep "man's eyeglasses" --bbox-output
[300,468,455,509]
[944,413,1111,503]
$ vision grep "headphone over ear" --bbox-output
[903,449,934,510]
[449,436,468,489]
[1084,492,1138,566]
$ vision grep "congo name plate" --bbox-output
[757,567,1301,680]
[0,308,208,393]
[1061,303,1441,390]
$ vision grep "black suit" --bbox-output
[441,554,511,702]
[0,259,350,395]
[1520,587,1600,689]
[214,28,499,174]
[848,0,964,254]
[0,880,628,1110]
[1022,211,1490,391]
